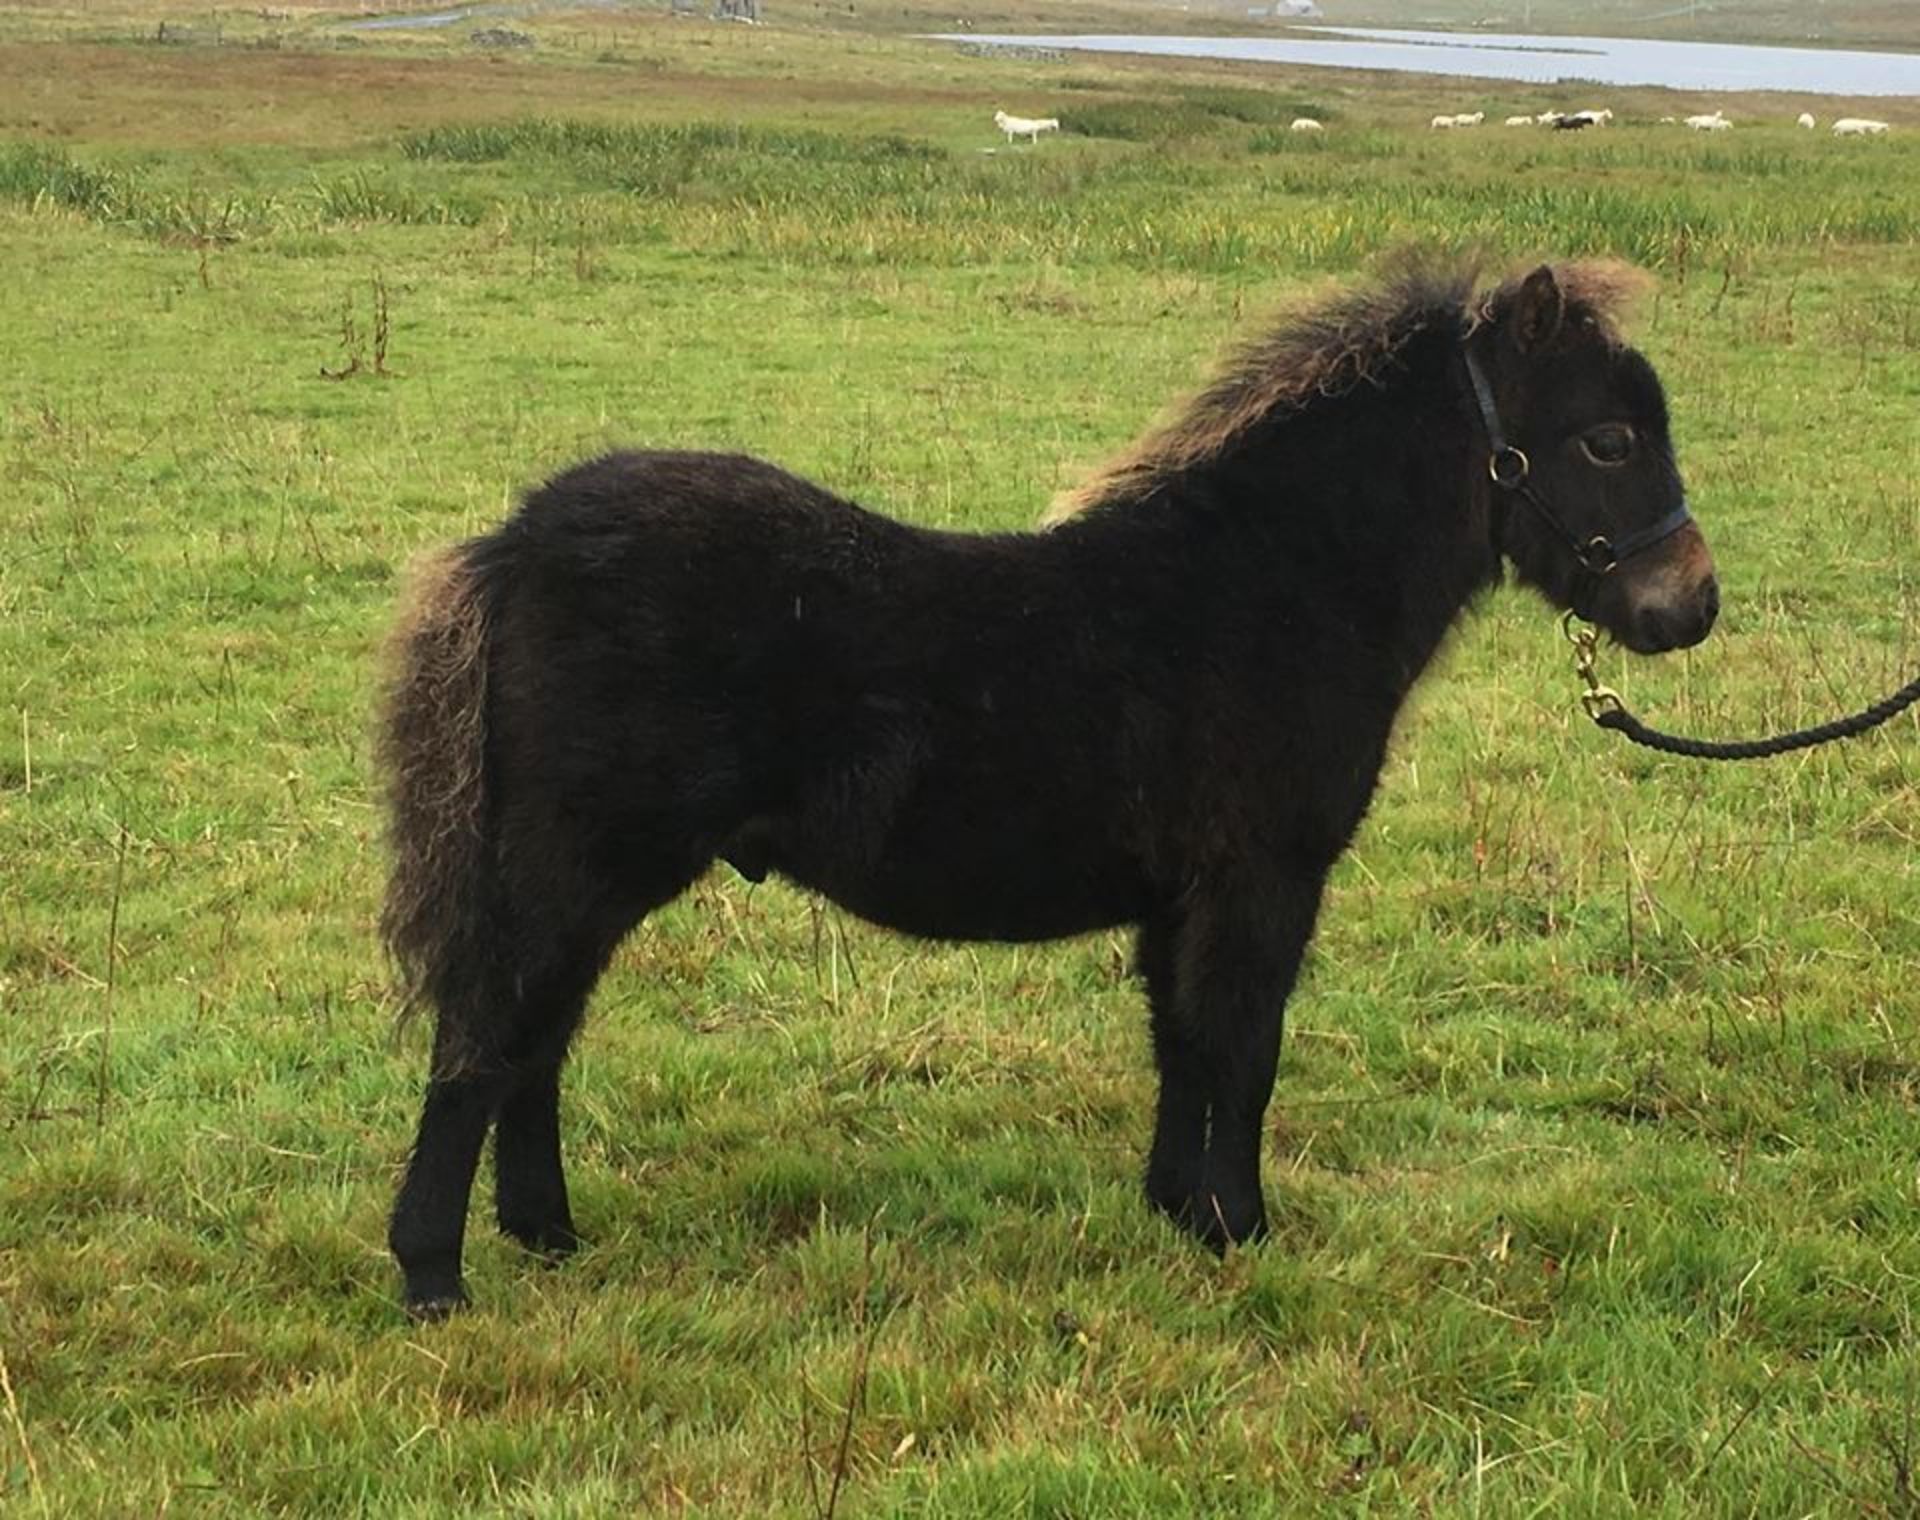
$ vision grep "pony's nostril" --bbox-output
[1638,582,1718,652]
[1635,606,1677,651]
[1632,594,1716,654]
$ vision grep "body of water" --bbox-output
[939,27,1920,98]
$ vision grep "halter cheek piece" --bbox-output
[1460,345,1694,611]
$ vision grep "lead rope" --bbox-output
[1566,613,1920,760]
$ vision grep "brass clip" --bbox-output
[1581,685,1625,721]
[1562,613,1620,724]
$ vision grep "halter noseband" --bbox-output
[1461,343,1694,599]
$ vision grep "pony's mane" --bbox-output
[1045,256,1651,523]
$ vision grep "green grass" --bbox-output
[3,11,1920,1517]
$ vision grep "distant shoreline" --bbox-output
[935,27,1920,97]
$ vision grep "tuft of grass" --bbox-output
[400,117,940,169]
[1061,97,1221,142]
[303,170,484,227]
[0,143,134,220]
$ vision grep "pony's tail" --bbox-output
[377,543,493,1039]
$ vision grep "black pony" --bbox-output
[379,258,1719,1318]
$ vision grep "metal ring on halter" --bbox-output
[1581,537,1619,575]
[1488,447,1530,488]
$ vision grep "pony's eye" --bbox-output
[1581,425,1635,465]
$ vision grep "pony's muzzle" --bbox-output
[1614,527,1718,654]
[1628,576,1719,652]
[1612,525,1720,656]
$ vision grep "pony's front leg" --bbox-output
[1139,914,1208,1228]
[1142,875,1326,1251]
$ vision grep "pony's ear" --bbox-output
[1511,265,1566,353]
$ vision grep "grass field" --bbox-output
[3,5,1919,1515]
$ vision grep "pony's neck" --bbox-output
[1185,326,1500,681]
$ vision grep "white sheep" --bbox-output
[993,110,1060,144]
[1289,117,1324,133]
[1797,112,1817,130]
[1833,117,1891,136]
[1685,110,1731,132]
[1504,115,1534,128]
[1431,114,1455,130]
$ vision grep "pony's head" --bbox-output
[1470,263,1718,654]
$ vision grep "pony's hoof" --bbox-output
[1216,1206,1269,1253]
[403,1289,470,1323]
[500,1217,582,1262]
[1150,1186,1268,1254]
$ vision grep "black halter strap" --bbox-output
[1461,344,1694,582]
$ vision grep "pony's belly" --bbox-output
[812,879,1140,944]
[776,837,1146,944]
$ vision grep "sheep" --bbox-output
[1504,115,1534,128]
[1534,110,1564,125]
[1289,117,1324,133]
[1797,112,1817,130]
[1431,114,1455,130]
[1833,117,1891,136]
[993,110,1060,145]
[1453,112,1485,127]
[1685,110,1731,132]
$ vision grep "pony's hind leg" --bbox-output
[390,918,618,1319]
[493,1059,580,1258]
[490,861,710,1262]
[390,852,707,1318]
[389,1009,512,1320]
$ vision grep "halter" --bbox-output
[1461,343,1694,606]
[1461,341,1920,765]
